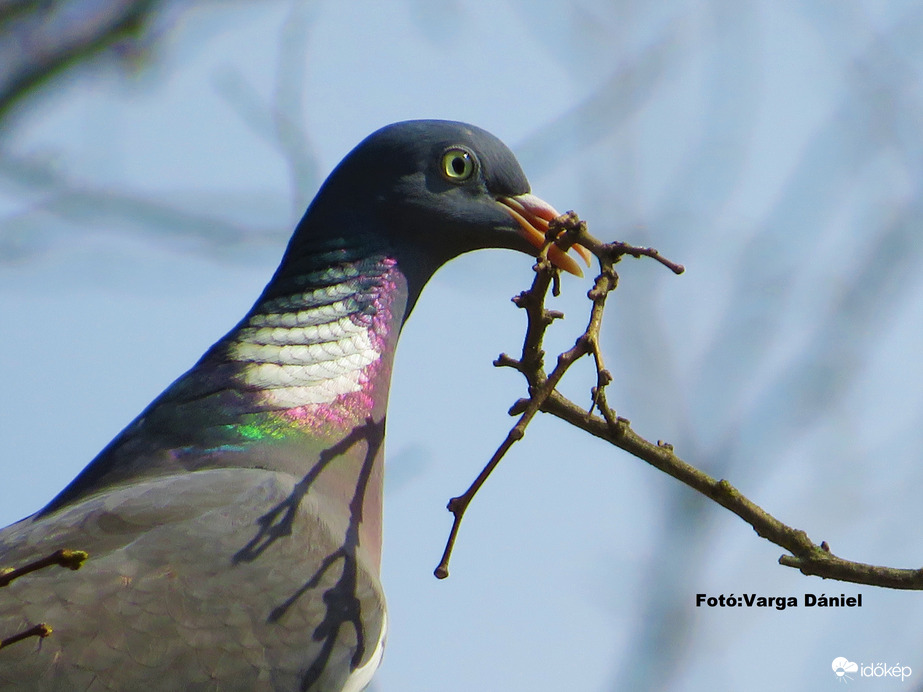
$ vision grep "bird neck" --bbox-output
[43,236,413,570]
[206,242,407,569]
[224,242,408,436]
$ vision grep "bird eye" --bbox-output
[440,147,476,182]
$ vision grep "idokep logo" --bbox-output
[831,657,912,683]
[832,658,858,683]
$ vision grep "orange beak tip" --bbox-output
[576,244,593,267]
[496,194,591,277]
[548,245,584,277]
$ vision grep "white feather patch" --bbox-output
[343,612,387,692]
[249,299,359,327]
[236,316,368,347]
[231,332,376,367]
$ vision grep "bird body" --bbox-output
[0,120,584,690]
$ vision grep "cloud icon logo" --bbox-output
[832,657,859,679]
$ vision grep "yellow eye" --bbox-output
[441,147,476,181]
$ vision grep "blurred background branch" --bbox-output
[0,0,161,123]
[2,2,922,691]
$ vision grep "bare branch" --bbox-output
[0,548,88,588]
[0,548,88,652]
[0,1,161,124]
[436,212,923,590]
[435,213,678,578]
[0,623,51,651]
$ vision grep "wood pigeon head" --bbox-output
[284,119,588,298]
[0,120,592,691]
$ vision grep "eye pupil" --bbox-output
[442,148,475,181]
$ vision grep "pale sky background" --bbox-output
[2,2,923,691]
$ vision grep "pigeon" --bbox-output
[0,120,587,691]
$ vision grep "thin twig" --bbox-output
[0,548,88,588]
[0,623,51,651]
[0,548,88,653]
[436,213,670,577]
[436,211,923,590]
[434,257,560,579]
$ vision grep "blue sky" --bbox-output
[3,2,923,690]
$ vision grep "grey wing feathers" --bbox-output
[0,469,385,691]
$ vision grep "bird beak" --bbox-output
[496,194,592,277]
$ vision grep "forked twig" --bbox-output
[435,212,923,590]
[435,213,679,578]
[1,548,89,652]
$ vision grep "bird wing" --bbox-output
[0,467,386,691]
